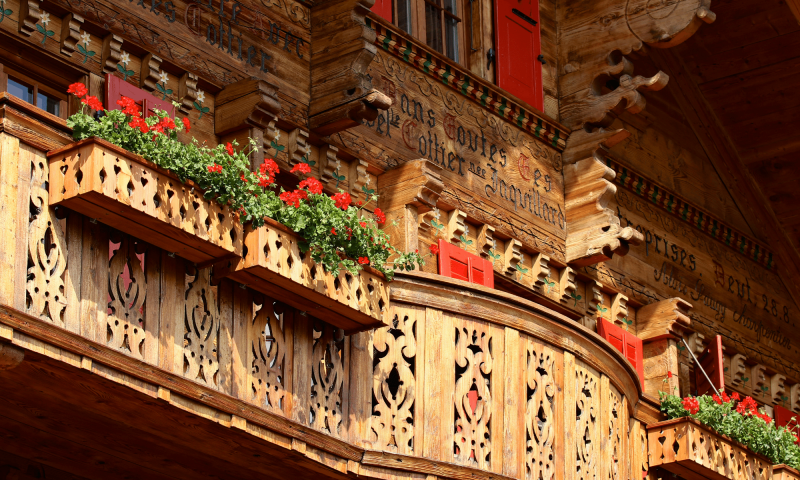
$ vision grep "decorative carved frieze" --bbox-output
[178,72,199,116]
[477,225,495,260]
[139,53,162,93]
[101,34,123,75]
[287,128,311,168]
[18,0,40,36]
[59,13,83,57]
[504,239,522,276]
[447,210,467,245]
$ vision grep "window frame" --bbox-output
[0,63,68,119]
[379,0,468,65]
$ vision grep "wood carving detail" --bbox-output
[453,323,493,470]
[139,53,162,93]
[18,0,40,36]
[178,72,199,116]
[183,267,220,388]
[371,308,417,454]
[101,34,123,74]
[576,364,598,478]
[526,340,555,480]
[59,13,83,57]
[26,158,67,327]
[107,236,147,359]
[310,320,345,436]
[250,299,289,414]
[607,388,622,480]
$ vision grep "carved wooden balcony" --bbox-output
[775,465,800,480]
[47,138,243,264]
[647,417,774,480]
[215,219,390,334]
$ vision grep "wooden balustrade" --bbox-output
[2,134,651,479]
[647,418,774,480]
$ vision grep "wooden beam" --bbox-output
[651,48,800,311]
[788,0,800,26]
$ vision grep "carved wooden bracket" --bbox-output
[320,144,341,187]
[178,72,199,115]
[532,253,551,291]
[59,13,84,57]
[752,364,768,398]
[558,0,714,131]
[377,159,444,213]
[771,374,787,404]
[309,0,391,136]
[447,209,467,244]
[139,53,162,93]
[18,0,40,37]
[791,384,800,413]
[101,34,123,75]
[215,78,282,168]
[477,225,495,259]
[729,353,747,388]
[349,158,369,202]
[504,239,522,276]
[609,293,629,325]
[585,281,602,318]
[636,298,692,343]
[0,343,24,370]
[559,267,577,306]
[288,129,311,168]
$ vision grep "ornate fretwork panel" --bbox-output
[250,299,289,414]
[26,158,67,326]
[606,387,622,480]
[310,320,345,436]
[107,236,147,359]
[525,339,556,480]
[370,307,417,454]
[183,267,219,388]
[453,323,493,470]
[576,363,599,479]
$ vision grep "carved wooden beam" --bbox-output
[178,72,198,116]
[610,293,629,326]
[559,267,577,306]
[477,225,495,259]
[558,0,714,131]
[59,13,83,57]
[320,144,341,187]
[636,298,692,342]
[287,129,311,168]
[447,210,467,245]
[504,239,522,276]
[532,253,551,291]
[349,158,369,201]
[101,34,123,75]
[139,53,162,93]
[309,0,391,136]
[771,374,787,405]
[215,78,281,136]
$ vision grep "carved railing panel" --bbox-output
[370,305,419,455]
[525,338,557,480]
[107,236,147,359]
[310,320,345,437]
[648,418,773,480]
[575,361,600,479]
[250,298,292,415]
[183,267,220,388]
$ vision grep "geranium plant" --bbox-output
[65,85,424,279]
[660,384,800,469]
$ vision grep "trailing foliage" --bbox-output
[65,85,424,279]
[660,390,800,468]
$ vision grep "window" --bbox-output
[372,0,463,62]
[597,318,644,389]
[695,334,725,396]
[436,239,494,288]
[0,65,67,118]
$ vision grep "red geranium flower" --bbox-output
[82,95,104,111]
[360,221,367,228]
[258,175,270,188]
[116,96,141,117]
[712,394,722,405]
[358,257,370,265]
[260,158,279,180]
[731,392,740,401]
[181,117,191,132]
[429,244,440,255]
[667,371,673,379]
[128,117,149,133]
[279,190,308,208]
[374,207,386,225]
[290,163,311,175]
[226,142,234,156]
[681,397,700,415]
[67,82,88,97]
[331,228,336,235]
[240,172,248,183]
[207,163,223,174]
[332,192,351,210]
[158,117,176,130]
[299,177,323,195]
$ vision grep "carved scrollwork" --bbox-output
[259,0,310,27]
[184,267,220,387]
[607,388,622,480]
[526,340,555,480]
[250,298,288,413]
[310,320,345,436]
[370,309,417,454]
[107,235,147,359]
[26,158,67,326]
[576,364,598,478]
[453,323,493,470]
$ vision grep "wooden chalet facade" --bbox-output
[0,0,798,478]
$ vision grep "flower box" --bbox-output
[215,218,389,334]
[48,138,243,264]
[648,417,773,480]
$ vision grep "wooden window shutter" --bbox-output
[105,73,175,119]
[598,318,644,389]
[371,0,393,22]
[695,335,725,396]
[437,239,494,288]
[493,0,543,111]
[775,405,800,444]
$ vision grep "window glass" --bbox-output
[397,0,412,33]
[8,77,33,104]
[425,0,443,53]
[37,91,60,117]
[444,0,459,61]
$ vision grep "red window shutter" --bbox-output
[437,239,494,288]
[598,319,644,389]
[775,405,800,445]
[105,73,175,119]
[695,335,725,396]
[371,0,392,22]
[493,0,543,111]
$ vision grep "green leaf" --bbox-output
[36,23,45,34]
[515,264,529,274]
[86,50,96,57]
[77,44,86,55]
[4,9,12,16]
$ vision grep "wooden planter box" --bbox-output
[775,465,800,480]
[48,138,243,264]
[215,218,389,334]
[648,417,773,480]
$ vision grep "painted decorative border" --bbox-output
[366,17,568,152]
[605,157,776,272]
